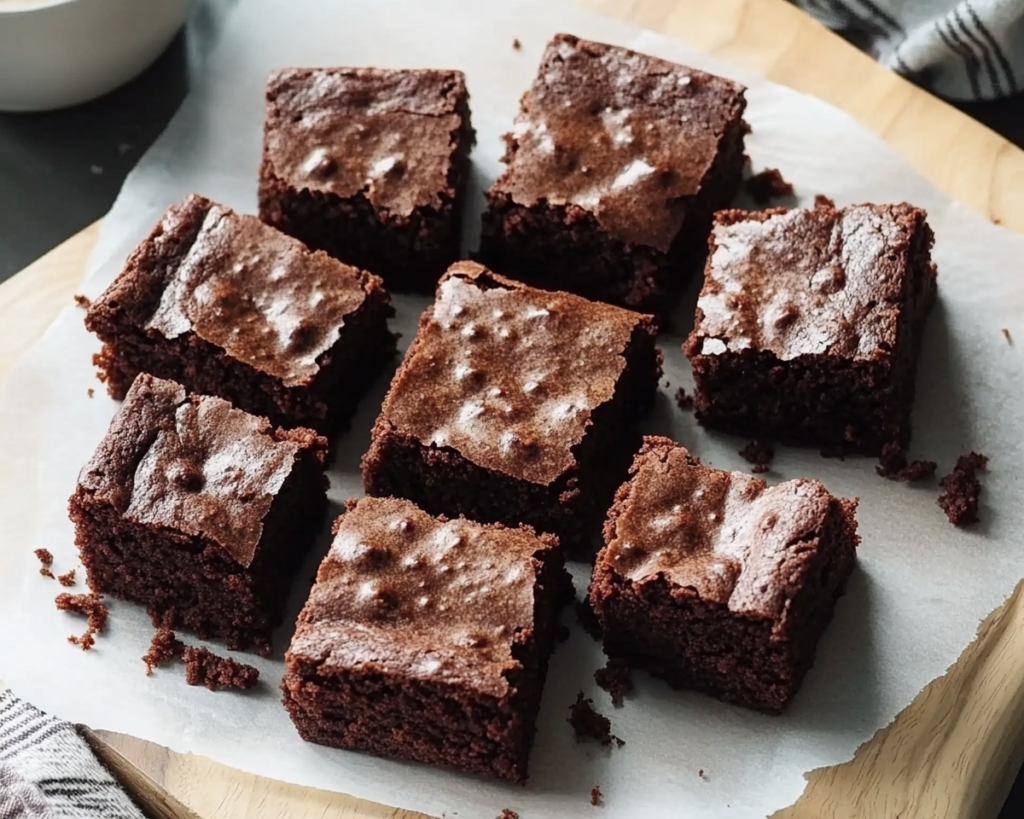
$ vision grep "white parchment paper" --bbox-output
[2,1,1024,817]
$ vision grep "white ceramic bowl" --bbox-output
[0,0,193,112]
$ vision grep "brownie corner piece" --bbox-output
[684,201,937,454]
[68,374,329,653]
[282,496,569,781]
[360,260,661,558]
[479,33,747,312]
[590,436,859,713]
[85,195,396,435]
[258,66,475,291]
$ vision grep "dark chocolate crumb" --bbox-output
[674,387,694,411]
[745,168,794,204]
[575,595,602,640]
[34,548,53,567]
[1002,328,1012,344]
[699,769,705,779]
[143,628,184,676]
[569,692,622,747]
[591,785,603,806]
[57,569,76,587]
[739,440,774,473]
[556,623,571,643]
[814,194,835,209]
[56,592,108,634]
[938,452,989,526]
[40,567,55,580]
[594,658,634,707]
[182,646,259,691]
[68,632,96,651]
[87,387,95,398]
[73,294,92,308]
[512,38,522,50]
[875,442,937,482]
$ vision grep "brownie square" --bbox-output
[361,261,661,558]
[589,437,860,713]
[479,33,748,314]
[683,201,937,454]
[68,374,329,654]
[86,194,396,437]
[258,67,475,292]
[282,496,570,782]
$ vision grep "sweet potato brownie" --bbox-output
[68,374,329,654]
[361,261,661,558]
[684,200,937,455]
[282,496,570,782]
[259,67,475,291]
[479,34,748,313]
[589,437,860,713]
[86,194,395,436]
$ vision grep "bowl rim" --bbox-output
[0,0,80,14]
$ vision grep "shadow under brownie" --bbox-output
[68,374,329,655]
[282,496,571,782]
[684,200,937,455]
[361,260,661,559]
[86,194,396,437]
[258,67,475,292]
[589,436,860,713]
[479,33,748,314]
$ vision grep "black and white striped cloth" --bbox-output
[0,691,144,819]
[791,0,1023,99]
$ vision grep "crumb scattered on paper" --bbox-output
[590,785,603,806]
[746,168,794,204]
[569,693,623,747]
[739,440,774,474]
[939,452,989,526]
[875,442,937,482]
[73,294,91,308]
[143,628,184,676]
[512,37,521,50]
[594,658,633,707]
[183,646,259,691]
[57,569,76,587]
[675,387,694,411]
[1002,328,1012,344]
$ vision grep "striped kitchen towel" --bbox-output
[791,0,1023,99]
[0,691,144,819]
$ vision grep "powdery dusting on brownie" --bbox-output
[182,646,259,692]
[55,593,108,634]
[569,692,623,747]
[938,452,989,526]
[594,658,634,707]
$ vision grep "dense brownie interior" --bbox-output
[361,261,661,558]
[68,375,328,654]
[259,67,475,291]
[282,497,570,781]
[685,202,937,454]
[590,437,859,713]
[480,33,748,314]
[86,194,396,436]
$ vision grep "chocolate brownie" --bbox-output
[589,437,860,713]
[259,68,475,291]
[684,201,937,455]
[68,374,329,654]
[86,194,396,436]
[479,34,748,313]
[282,496,570,782]
[361,261,661,558]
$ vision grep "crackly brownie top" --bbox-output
[288,496,556,696]
[381,261,644,486]
[76,374,317,568]
[264,67,468,215]
[141,196,373,387]
[690,202,931,361]
[492,34,746,251]
[602,438,840,620]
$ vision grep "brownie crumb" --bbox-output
[496,811,519,819]
[814,194,835,209]
[569,692,623,747]
[590,785,603,806]
[67,632,96,651]
[674,387,694,411]
[938,452,989,526]
[87,387,95,398]
[182,646,259,691]
[699,768,705,779]
[875,442,937,482]
[745,168,794,204]
[57,569,76,587]
[1002,328,1012,344]
[575,595,602,640]
[34,548,53,567]
[39,567,55,580]
[143,628,185,676]
[512,38,522,50]
[594,658,634,707]
[738,439,774,473]
[73,294,92,308]
[556,623,571,643]
[56,592,108,634]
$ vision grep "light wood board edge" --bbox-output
[4,0,1024,816]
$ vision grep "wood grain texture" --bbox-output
[3,1,1024,817]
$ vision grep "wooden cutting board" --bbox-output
[3,0,1024,817]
